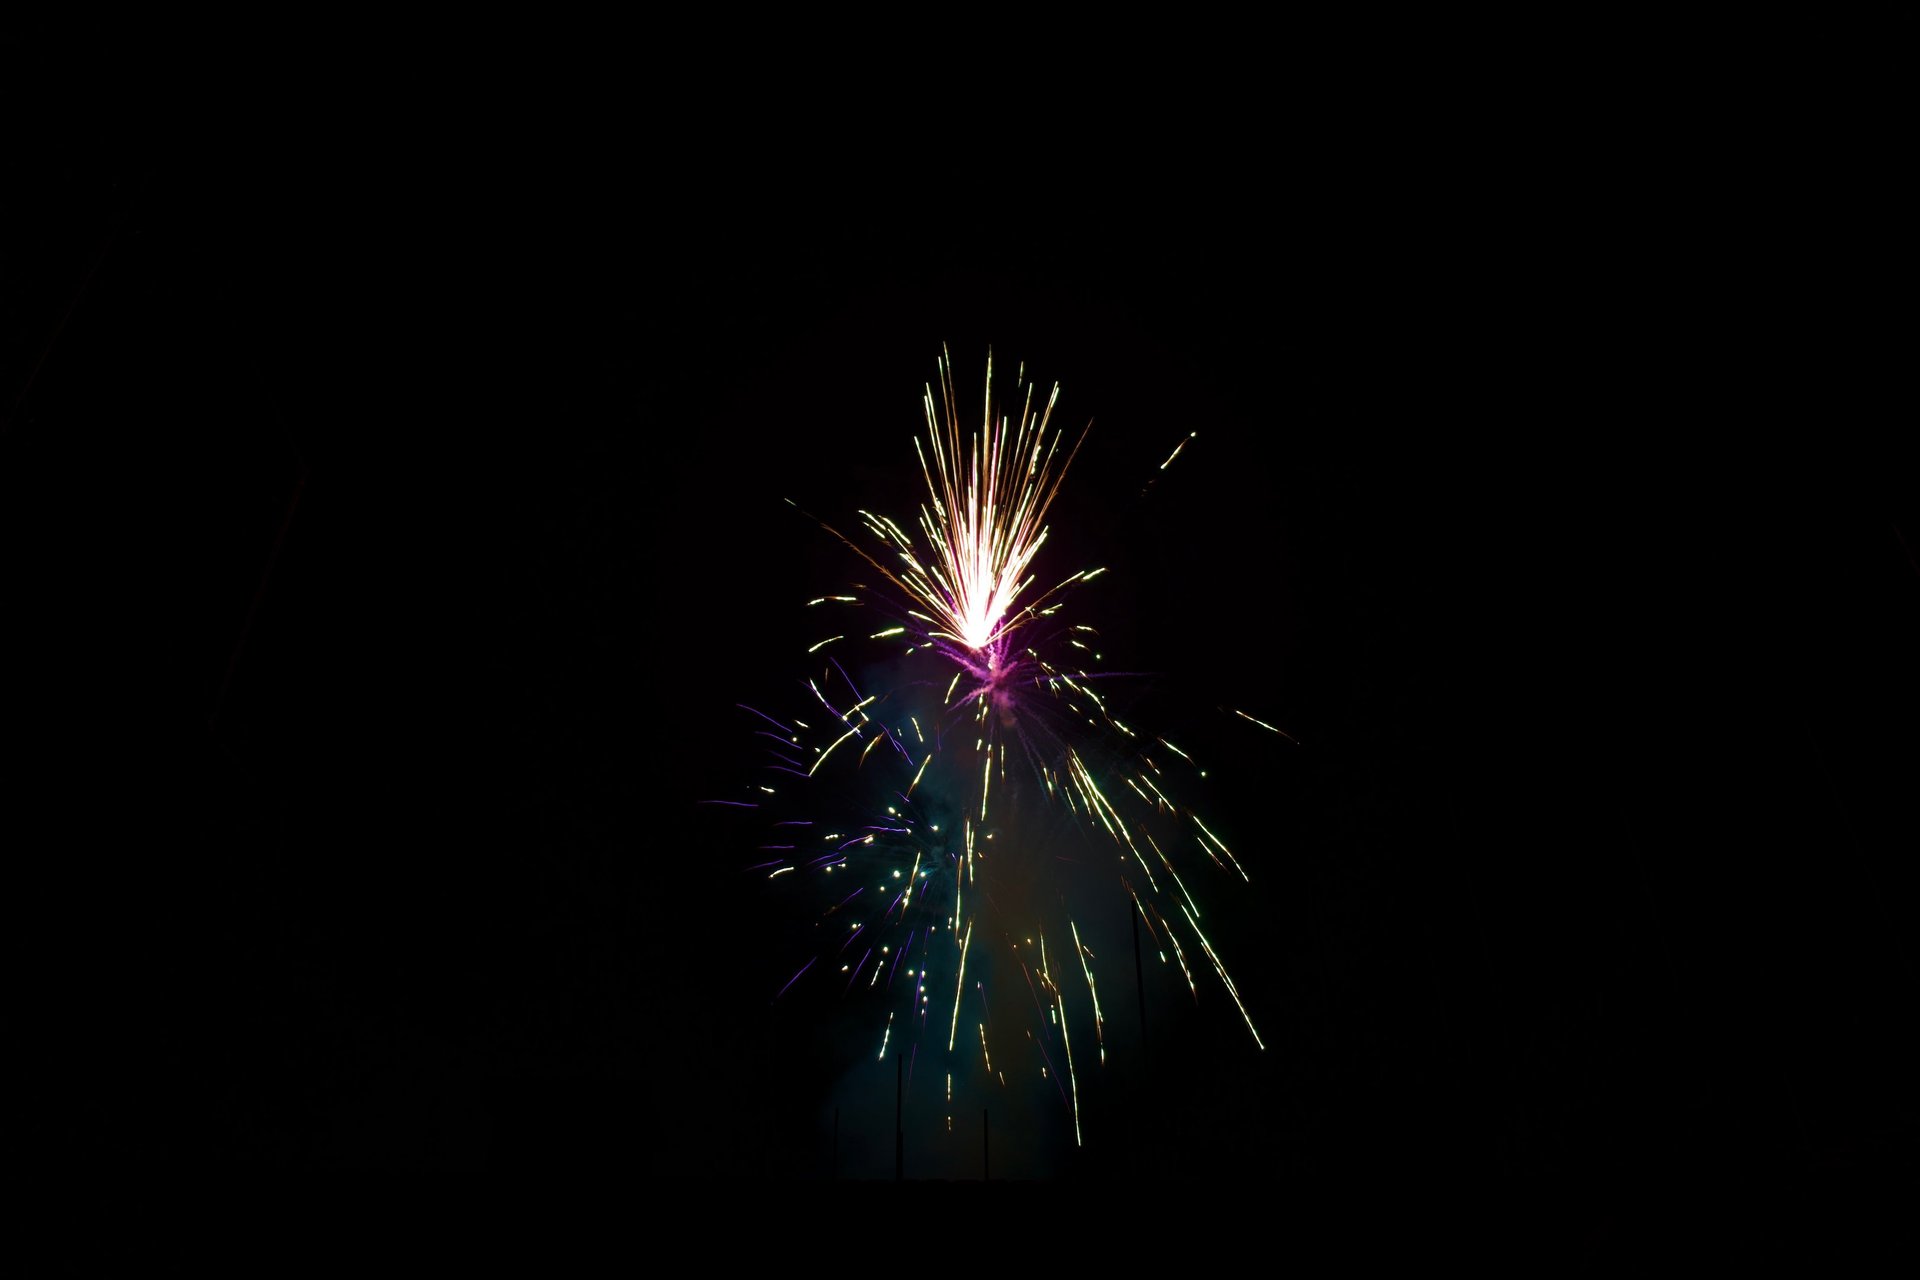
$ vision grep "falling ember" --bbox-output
[722,346,1283,1158]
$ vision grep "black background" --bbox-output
[7,105,1913,1234]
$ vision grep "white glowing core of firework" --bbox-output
[937,491,1046,654]
[898,350,1080,658]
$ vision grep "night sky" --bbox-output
[8,119,1914,1234]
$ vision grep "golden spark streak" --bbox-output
[808,725,861,776]
[1159,431,1197,470]
[1144,829,1202,921]
[948,920,973,1051]
[1233,708,1297,741]
[1191,814,1250,883]
[1072,921,1106,1064]
[1041,934,1083,1147]
[1181,904,1264,1050]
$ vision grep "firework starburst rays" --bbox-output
[855,347,1088,667]
[721,346,1270,1162]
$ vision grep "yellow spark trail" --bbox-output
[1181,904,1264,1050]
[948,920,973,1051]
[1071,921,1106,1064]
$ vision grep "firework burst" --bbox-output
[710,346,1276,1154]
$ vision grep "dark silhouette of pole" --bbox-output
[1131,901,1151,1176]
[1131,902,1148,1057]
[210,458,307,729]
[894,1051,904,1182]
[832,1106,839,1181]
[983,1109,990,1181]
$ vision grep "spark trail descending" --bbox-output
[717,347,1277,1153]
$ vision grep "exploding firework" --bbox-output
[708,347,1280,1155]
